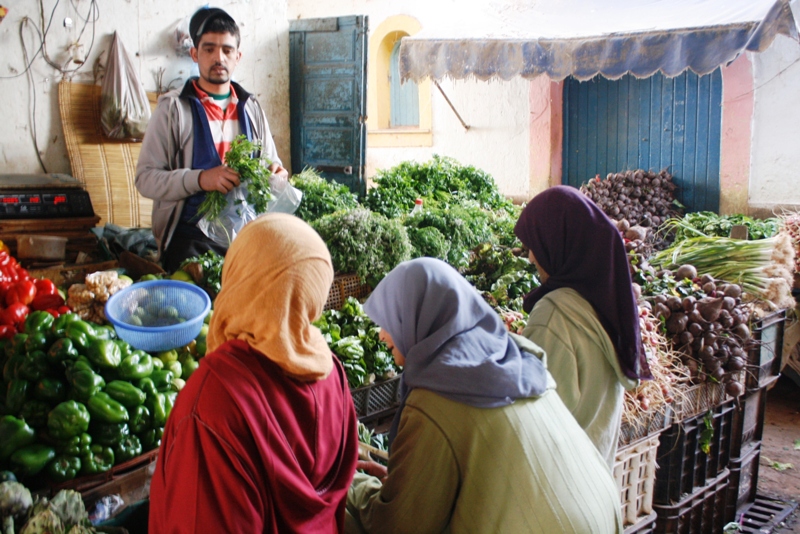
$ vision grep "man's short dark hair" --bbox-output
[190,7,240,48]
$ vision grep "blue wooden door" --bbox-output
[562,71,722,213]
[289,16,368,195]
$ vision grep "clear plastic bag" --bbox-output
[197,179,303,247]
[100,32,151,140]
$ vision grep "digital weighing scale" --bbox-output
[0,173,95,219]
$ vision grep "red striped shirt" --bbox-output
[192,80,241,162]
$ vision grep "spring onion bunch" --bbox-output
[650,232,795,310]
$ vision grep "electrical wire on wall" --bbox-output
[0,0,99,172]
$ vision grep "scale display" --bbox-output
[0,189,95,219]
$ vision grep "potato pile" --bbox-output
[648,264,749,398]
[581,169,680,227]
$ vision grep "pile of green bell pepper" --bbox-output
[0,308,196,482]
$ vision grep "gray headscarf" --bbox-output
[363,258,548,445]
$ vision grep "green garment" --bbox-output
[520,287,638,466]
[346,373,622,533]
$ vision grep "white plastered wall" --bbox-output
[289,0,532,199]
[750,29,800,212]
[0,0,290,175]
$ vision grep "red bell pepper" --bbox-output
[0,324,16,339]
[57,305,72,315]
[5,280,36,307]
[31,293,65,312]
[34,279,58,297]
[2,302,29,328]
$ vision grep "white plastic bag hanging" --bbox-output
[100,32,151,140]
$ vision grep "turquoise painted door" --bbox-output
[289,16,368,196]
[562,71,722,213]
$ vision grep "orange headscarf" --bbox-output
[207,213,334,381]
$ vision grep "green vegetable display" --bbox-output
[463,243,540,310]
[364,155,513,219]
[291,167,360,222]
[0,416,36,461]
[312,208,412,287]
[661,212,780,243]
[314,297,397,388]
[47,401,90,441]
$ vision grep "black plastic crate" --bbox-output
[654,469,733,534]
[654,400,734,505]
[727,442,761,516]
[625,511,657,534]
[745,310,785,390]
[351,375,401,422]
[730,385,769,458]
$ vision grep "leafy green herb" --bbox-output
[661,212,780,243]
[407,226,450,261]
[463,243,539,310]
[762,456,794,471]
[314,297,398,388]
[197,135,275,222]
[312,208,412,287]
[404,204,495,269]
[364,155,513,219]
[181,250,224,296]
[291,167,360,222]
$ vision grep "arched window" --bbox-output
[368,15,432,147]
[390,41,419,127]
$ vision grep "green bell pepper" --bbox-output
[46,338,79,365]
[90,422,129,447]
[151,357,164,370]
[57,432,92,457]
[2,354,24,383]
[150,370,174,392]
[65,320,100,352]
[47,400,91,441]
[6,379,29,416]
[81,444,114,474]
[18,399,50,429]
[51,312,81,338]
[118,351,154,381]
[0,415,36,461]
[139,426,163,452]
[86,339,122,370]
[10,443,56,476]
[24,331,52,354]
[114,434,142,463]
[164,390,178,419]
[128,405,151,434]
[46,454,81,482]
[87,391,129,424]
[195,338,207,358]
[5,333,28,359]
[136,377,157,397]
[68,367,105,401]
[165,360,182,379]
[17,351,50,382]
[95,324,117,341]
[182,357,199,380]
[114,340,134,358]
[23,310,55,335]
[104,381,145,408]
[33,377,67,404]
[145,392,168,428]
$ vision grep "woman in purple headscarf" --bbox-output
[514,185,652,466]
[345,257,623,534]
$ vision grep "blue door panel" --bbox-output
[563,70,722,213]
[289,16,368,195]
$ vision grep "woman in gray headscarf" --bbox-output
[346,258,622,534]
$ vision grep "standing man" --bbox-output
[136,6,288,272]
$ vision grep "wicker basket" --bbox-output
[325,273,371,311]
[614,433,661,526]
[59,81,158,227]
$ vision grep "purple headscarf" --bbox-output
[514,186,651,381]
[364,257,548,444]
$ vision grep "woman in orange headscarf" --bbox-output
[149,213,359,533]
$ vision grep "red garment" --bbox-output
[149,339,359,533]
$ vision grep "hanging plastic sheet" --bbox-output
[400,0,800,82]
